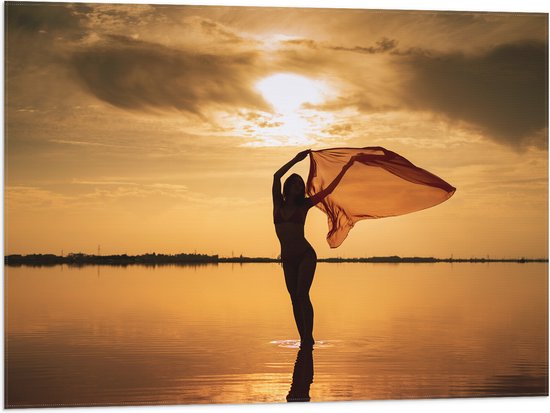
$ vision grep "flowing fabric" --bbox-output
[306,147,456,248]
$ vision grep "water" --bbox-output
[4,262,548,407]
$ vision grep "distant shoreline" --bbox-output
[3,253,548,267]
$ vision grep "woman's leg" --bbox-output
[283,258,305,340]
[296,249,317,346]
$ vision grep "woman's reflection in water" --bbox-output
[286,347,314,402]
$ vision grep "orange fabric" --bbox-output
[306,147,456,248]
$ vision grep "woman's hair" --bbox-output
[283,173,306,202]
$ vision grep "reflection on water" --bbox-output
[287,347,314,402]
[4,263,548,407]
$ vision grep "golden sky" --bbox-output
[4,1,548,258]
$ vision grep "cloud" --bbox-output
[5,182,259,213]
[280,36,547,149]
[240,111,283,129]
[323,123,353,136]
[397,40,548,148]
[330,37,398,54]
[50,139,134,149]
[5,2,85,38]
[281,38,320,49]
[70,35,270,115]
[279,36,395,54]
[7,4,548,150]
[5,186,75,211]
[76,3,158,33]
[195,17,246,44]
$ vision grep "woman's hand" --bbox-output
[294,149,311,162]
[275,149,311,179]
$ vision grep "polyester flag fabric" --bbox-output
[306,147,456,248]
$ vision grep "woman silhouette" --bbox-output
[273,150,355,348]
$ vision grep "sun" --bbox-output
[242,72,335,146]
[256,73,325,114]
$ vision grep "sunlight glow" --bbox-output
[256,73,325,114]
[245,73,334,146]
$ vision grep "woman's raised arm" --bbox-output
[272,150,310,207]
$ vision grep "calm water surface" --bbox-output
[4,262,548,407]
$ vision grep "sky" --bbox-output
[3,0,549,258]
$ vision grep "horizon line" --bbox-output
[4,252,549,262]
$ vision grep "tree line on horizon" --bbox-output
[3,252,547,267]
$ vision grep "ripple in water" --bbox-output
[270,339,342,348]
